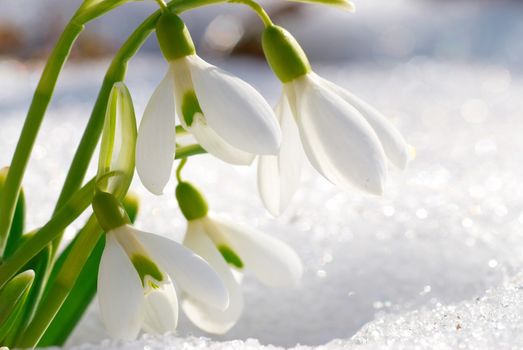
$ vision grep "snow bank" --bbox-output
[1,56,522,349]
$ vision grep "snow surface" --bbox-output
[1,56,523,349]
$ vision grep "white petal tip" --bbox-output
[229,154,256,166]
[395,157,409,171]
[391,144,412,171]
[267,208,282,217]
[264,199,288,217]
[196,266,230,311]
[341,1,355,12]
[279,256,303,288]
[135,158,170,196]
[147,185,165,196]
[363,176,385,196]
[266,133,283,156]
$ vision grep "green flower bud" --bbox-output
[176,182,208,221]
[156,12,195,61]
[97,82,137,200]
[92,191,131,232]
[262,25,311,83]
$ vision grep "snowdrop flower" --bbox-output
[136,12,281,195]
[175,181,303,333]
[92,191,229,340]
[258,25,410,215]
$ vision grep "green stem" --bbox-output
[155,0,169,12]
[176,158,188,182]
[0,21,84,256]
[0,179,95,291]
[53,20,155,209]
[51,0,224,251]
[50,12,159,252]
[0,0,134,256]
[18,216,102,348]
[229,0,273,27]
[175,125,189,135]
[175,144,207,159]
[0,0,253,339]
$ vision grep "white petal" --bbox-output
[134,229,228,311]
[205,217,303,288]
[142,279,179,335]
[188,55,281,155]
[293,74,388,195]
[170,57,194,131]
[136,70,176,195]
[98,233,144,340]
[188,114,255,166]
[182,220,244,334]
[320,78,409,169]
[257,94,302,216]
[169,58,253,166]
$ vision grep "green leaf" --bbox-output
[38,194,139,346]
[4,245,51,346]
[37,233,104,346]
[0,167,26,259]
[286,0,355,11]
[4,190,25,259]
[0,270,35,342]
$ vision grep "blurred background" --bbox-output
[1,0,522,68]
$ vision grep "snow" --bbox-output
[2,55,523,349]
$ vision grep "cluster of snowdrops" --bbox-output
[0,0,410,347]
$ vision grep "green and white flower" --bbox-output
[93,192,229,340]
[175,182,303,334]
[136,13,281,195]
[258,25,410,216]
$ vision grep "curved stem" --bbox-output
[0,21,84,256]
[229,0,273,27]
[176,158,188,182]
[51,0,225,252]
[155,0,168,12]
[0,178,95,291]
[175,125,189,135]
[0,0,236,343]
[52,14,159,217]
[175,144,207,159]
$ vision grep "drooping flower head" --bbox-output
[258,25,411,216]
[92,81,229,340]
[174,181,303,334]
[92,191,229,340]
[136,12,281,195]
